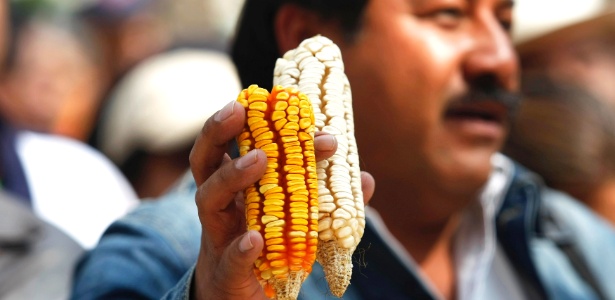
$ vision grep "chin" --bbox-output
[435,149,496,196]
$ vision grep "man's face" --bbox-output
[322,0,518,195]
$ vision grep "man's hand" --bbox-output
[189,101,375,300]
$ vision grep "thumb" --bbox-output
[218,230,267,299]
[235,230,263,258]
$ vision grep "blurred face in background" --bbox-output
[0,21,102,139]
[517,16,615,108]
[544,38,615,107]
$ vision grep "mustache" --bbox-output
[454,75,522,114]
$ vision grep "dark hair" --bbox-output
[4,0,46,72]
[230,0,368,90]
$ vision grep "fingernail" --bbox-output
[215,101,235,122]
[239,232,254,253]
[236,150,258,169]
[315,135,336,151]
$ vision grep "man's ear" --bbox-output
[274,4,322,54]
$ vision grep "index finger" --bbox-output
[190,101,245,185]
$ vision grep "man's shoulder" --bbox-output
[71,175,201,299]
[500,157,614,238]
[500,158,615,299]
[503,157,612,229]
[109,172,201,261]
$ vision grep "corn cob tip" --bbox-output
[316,240,353,298]
[270,270,307,300]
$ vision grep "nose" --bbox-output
[463,14,519,92]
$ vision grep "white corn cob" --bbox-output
[273,35,365,297]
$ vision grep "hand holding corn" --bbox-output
[189,99,374,300]
[234,35,366,299]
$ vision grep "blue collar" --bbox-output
[496,163,548,299]
[348,162,549,300]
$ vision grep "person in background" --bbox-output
[0,6,103,141]
[77,0,170,91]
[77,0,172,149]
[0,0,139,250]
[504,76,615,225]
[97,49,242,198]
[81,0,249,198]
[72,0,615,299]
[506,0,615,224]
[161,0,246,51]
[513,0,615,107]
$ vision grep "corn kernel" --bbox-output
[236,84,318,300]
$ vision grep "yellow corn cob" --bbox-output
[274,35,365,297]
[236,84,319,300]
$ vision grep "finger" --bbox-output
[314,132,337,162]
[218,231,268,299]
[195,231,268,300]
[196,149,267,232]
[190,101,245,185]
[361,171,375,206]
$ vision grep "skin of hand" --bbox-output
[189,100,375,300]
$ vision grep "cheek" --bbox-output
[340,11,473,166]
[387,23,462,98]
[348,30,464,142]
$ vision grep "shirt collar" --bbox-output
[365,153,516,300]
[453,153,515,300]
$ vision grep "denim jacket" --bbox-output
[71,162,615,300]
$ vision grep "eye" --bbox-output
[431,7,466,29]
[499,19,512,32]
[497,4,513,33]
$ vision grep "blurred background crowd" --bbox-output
[1,0,246,200]
[505,0,615,224]
[1,0,615,298]
[0,0,245,298]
